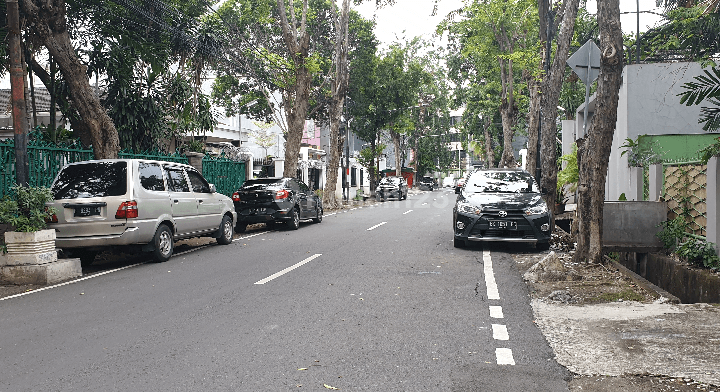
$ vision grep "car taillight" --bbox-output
[116,201,138,219]
[232,192,241,202]
[275,190,289,200]
[45,214,58,223]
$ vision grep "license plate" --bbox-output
[489,220,517,230]
[75,206,100,217]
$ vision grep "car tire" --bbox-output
[78,250,98,267]
[235,222,247,234]
[453,237,466,248]
[287,208,300,230]
[217,215,233,245]
[152,224,174,263]
[312,207,323,223]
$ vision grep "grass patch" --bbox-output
[596,290,646,303]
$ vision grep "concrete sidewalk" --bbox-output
[532,299,720,387]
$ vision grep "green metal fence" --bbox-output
[0,139,191,198]
[202,155,246,197]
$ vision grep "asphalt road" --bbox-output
[0,189,570,391]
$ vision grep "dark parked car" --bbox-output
[452,168,551,250]
[418,177,435,191]
[376,176,408,201]
[231,177,322,232]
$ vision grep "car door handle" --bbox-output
[198,200,204,203]
[174,199,179,203]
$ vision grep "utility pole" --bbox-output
[7,0,30,186]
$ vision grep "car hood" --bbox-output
[461,192,542,209]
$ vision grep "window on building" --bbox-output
[351,168,357,187]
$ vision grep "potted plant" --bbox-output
[0,185,57,265]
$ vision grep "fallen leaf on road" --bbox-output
[298,368,308,371]
[323,384,339,390]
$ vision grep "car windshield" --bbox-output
[52,161,127,199]
[380,177,400,184]
[465,171,539,194]
[241,178,284,190]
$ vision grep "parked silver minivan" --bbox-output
[47,159,237,265]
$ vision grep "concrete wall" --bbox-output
[602,201,667,251]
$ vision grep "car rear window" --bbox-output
[52,161,128,199]
[241,179,284,189]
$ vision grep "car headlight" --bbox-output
[457,201,482,215]
[525,201,549,215]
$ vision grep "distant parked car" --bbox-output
[452,168,550,250]
[418,177,435,191]
[231,177,322,232]
[442,177,455,188]
[376,176,408,201]
[47,159,237,265]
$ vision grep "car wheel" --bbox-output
[78,250,98,267]
[235,222,247,234]
[217,215,233,245]
[287,208,300,230]
[453,237,466,248]
[312,207,323,223]
[536,241,551,251]
[152,224,174,263]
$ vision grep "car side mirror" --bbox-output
[209,184,217,193]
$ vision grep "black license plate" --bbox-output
[75,206,101,217]
[489,220,517,230]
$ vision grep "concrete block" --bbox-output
[629,166,644,201]
[603,201,667,252]
[648,164,663,201]
[2,229,58,266]
[0,251,58,266]
[0,259,81,285]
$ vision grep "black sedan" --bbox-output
[453,168,551,250]
[376,176,408,201]
[231,177,322,232]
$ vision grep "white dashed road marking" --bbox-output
[492,324,509,341]
[403,210,413,215]
[496,348,516,365]
[483,249,500,300]
[254,254,322,285]
[489,305,504,319]
[367,222,387,231]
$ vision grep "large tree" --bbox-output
[573,0,624,264]
[19,0,120,158]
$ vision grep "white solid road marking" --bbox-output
[254,254,322,285]
[403,210,413,215]
[489,306,504,319]
[232,231,272,242]
[483,249,500,300]
[0,263,144,301]
[496,348,515,365]
[367,222,387,231]
[492,324,509,341]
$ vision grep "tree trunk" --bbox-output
[484,119,494,168]
[573,0,624,264]
[323,0,350,210]
[277,0,312,179]
[498,58,516,168]
[392,130,402,176]
[525,70,541,177]
[20,0,119,158]
[539,0,580,225]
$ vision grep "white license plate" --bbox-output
[489,220,517,230]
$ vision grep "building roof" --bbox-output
[0,87,54,114]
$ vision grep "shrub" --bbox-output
[0,185,57,233]
[676,238,720,270]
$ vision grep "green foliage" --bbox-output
[0,185,57,233]
[676,237,720,270]
[356,144,386,170]
[185,139,206,153]
[698,136,720,164]
[618,193,627,201]
[620,136,663,167]
[657,217,688,250]
[557,143,578,193]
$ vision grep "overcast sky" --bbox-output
[0,1,669,89]
[355,0,667,49]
